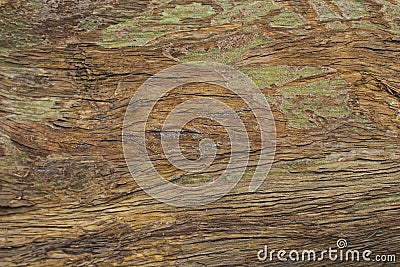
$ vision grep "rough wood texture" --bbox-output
[0,0,399,266]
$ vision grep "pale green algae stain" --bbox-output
[240,66,331,88]
[280,79,351,129]
[181,36,274,64]
[270,9,306,28]
[100,2,216,47]
[332,0,369,19]
[310,0,341,21]
[212,0,279,25]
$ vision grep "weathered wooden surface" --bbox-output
[0,0,399,266]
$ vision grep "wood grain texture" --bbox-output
[0,0,399,266]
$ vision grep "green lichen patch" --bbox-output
[381,0,400,35]
[0,64,61,122]
[5,98,62,122]
[212,0,278,25]
[241,65,332,89]
[290,29,311,35]
[0,0,45,48]
[326,21,347,31]
[353,194,400,211]
[311,0,342,21]
[101,23,174,48]
[99,2,216,47]
[174,174,213,186]
[181,36,274,64]
[330,78,347,87]
[333,0,369,19]
[352,20,379,30]
[382,0,400,21]
[77,16,107,32]
[350,113,370,124]
[0,133,31,171]
[0,60,36,72]
[162,2,216,24]
[181,49,219,63]
[279,79,351,129]
[391,24,400,35]
[33,158,100,192]
[270,9,306,28]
